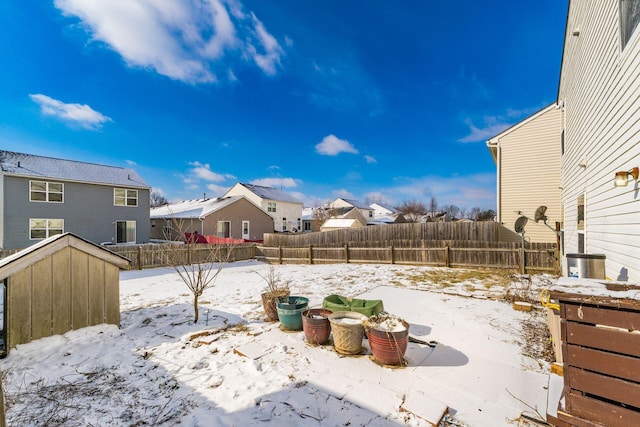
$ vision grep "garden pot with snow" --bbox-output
[328,311,367,354]
[302,308,332,345]
[276,296,309,331]
[364,313,410,366]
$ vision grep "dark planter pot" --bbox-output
[366,320,410,366]
[302,309,332,345]
[261,290,290,322]
[277,296,309,331]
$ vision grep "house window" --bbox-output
[116,220,136,243]
[267,201,276,212]
[621,0,640,50]
[30,180,63,203]
[304,221,312,232]
[297,218,301,231]
[114,188,138,206]
[29,218,64,239]
[217,221,230,238]
[577,194,585,253]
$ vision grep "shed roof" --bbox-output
[150,195,260,219]
[0,150,150,189]
[321,218,360,228]
[0,233,130,279]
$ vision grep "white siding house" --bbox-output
[487,104,563,244]
[223,183,303,232]
[558,0,640,281]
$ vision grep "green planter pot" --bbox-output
[322,294,384,317]
[277,296,309,331]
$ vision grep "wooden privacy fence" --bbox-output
[264,221,506,247]
[255,240,559,274]
[104,243,257,270]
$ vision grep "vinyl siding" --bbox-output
[490,105,563,244]
[559,0,640,281]
[3,176,150,249]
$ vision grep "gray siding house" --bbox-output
[0,150,151,249]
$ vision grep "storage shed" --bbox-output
[0,233,130,355]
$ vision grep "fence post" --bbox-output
[444,246,450,267]
[389,245,395,264]
[188,245,193,265]
[278,246,283,264]
[308,244,313,264]
[138,246,143,270]
[344,245,349,263]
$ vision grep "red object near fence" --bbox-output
[184,232,262,244]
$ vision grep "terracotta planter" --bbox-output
[366,318,410,366]
[261,290,290,322]
[302,309,332,345]
[328,311,367,355]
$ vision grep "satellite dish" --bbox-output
[514,216,528,234]
[534,206,548,223]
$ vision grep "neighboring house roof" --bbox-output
[370,203,398,216]
[150,196,254,219]
[0,232,130,278]
[331,198,371,210]
[0,150,150,189]
[230,183,302,204]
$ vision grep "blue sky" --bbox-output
[0,1,568,209]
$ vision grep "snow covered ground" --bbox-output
[0,261,557,426]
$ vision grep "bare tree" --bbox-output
[312,201,336,221]
[163,217,234,323]
[395,199,427,222]
[440,204,461,221]
[429,197,438,217]
[468,207,481,220]
[150,191,168,208]
[476,209,496,221]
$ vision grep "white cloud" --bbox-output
[250,177,297,188]
[245,13,284,76]
[364,155,377,164]
[363,191,393,206]
[29,94,112,130]
[54,0,284,84]
[457,117,511,143]
[333,188,355,199]
[206,183,229,197]
[125,159,138,166]
[188,161,226,181]
[315,134,359,156]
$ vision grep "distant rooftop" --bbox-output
[0,150,150,188]
[150,196,246,219]
[236,183,302,204]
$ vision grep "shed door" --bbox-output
[242,221,250,240]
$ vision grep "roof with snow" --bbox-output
[333,198,371,210]
[150,196,248,219]
[370,202,398,215]
[0,150,149,189]
[230,183,302,204]
[321,218,360,228]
